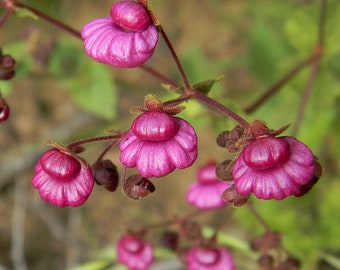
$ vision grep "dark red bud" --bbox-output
[0,52,16,80]
[221,186,249,207]
[258,254,274,269]
[92,159,119,192]
[278,257,301,270]
[123,174,155,200]
[216,130,230,148]
[215,160,234,181]
[161,231,179,251]
[229,125,244,141]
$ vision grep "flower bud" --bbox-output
[221,186,249,207]
[215,160,234,181]
[161,231,179,251]
[92,159,119,192]
[0,50,16,80]
[123,174,155,200]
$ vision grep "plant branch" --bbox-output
[140,65,180,88]
[192,88,250,129]
[247,203,272,233]
[159,26,191,91]
[244,55,315,114]
[13,1,81,39]
[0,7,12,28]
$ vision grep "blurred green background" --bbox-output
[0,0,340,269]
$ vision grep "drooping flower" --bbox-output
[186,246,235,270]
[32,148,94,207]
[232,136,317,200]
[119,95,198,178]
[120,112,197,178]
[81,0,158,68]
[186,162,233,210]
[116,235,154,270]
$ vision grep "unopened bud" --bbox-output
[92,159,119,192]
[221,186,249,207]
[215,160,234,181]
[0,50,16,80]
[123,174,155,200]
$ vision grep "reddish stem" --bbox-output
[67,133,125,149]
[0,7,12,28]
[244,55,315,114]
[13,1,81,39]
[159,25,192,91]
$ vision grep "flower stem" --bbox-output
[67,133,125,149]
[0,7,12,28]
[247,203,272,233]
[192,89,250,129]
[13,1,81,39]
[159,25,192,91]
[140,65,180,88]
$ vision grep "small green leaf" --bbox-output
[14,7,38,20]
[193,76,224,95]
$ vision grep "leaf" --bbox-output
[13,7,38,20]
[49,40,118,120]
[68,59,117,120]
[193,76,224,95]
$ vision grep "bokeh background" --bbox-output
[0,0,340,269]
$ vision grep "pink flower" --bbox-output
[186,246,235,270]
[186,162,232,210]
[117,235,154,270]
[119,110,198,178]
[232,136,316,200]
[81,0,158,68]
[32,148,94,207]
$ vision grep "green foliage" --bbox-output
[49,40,118,120]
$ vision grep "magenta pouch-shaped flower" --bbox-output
[117,235,154,270]
[186,246,235,270]
[81,0,158,68]
[186,162,232,210]
[32,148,94,207]
[120,110,198,178]
[232,136,316,200]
